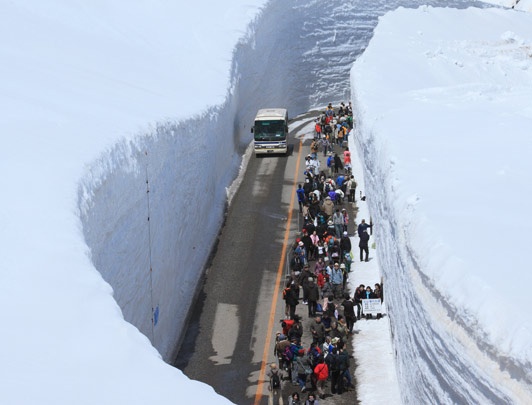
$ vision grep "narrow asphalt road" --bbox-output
[174,111,358,405]
[173,112,317,404]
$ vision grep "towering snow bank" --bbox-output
[351,6,532,404]
[0,0,265,403]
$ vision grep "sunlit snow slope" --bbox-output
[352,6,532,404]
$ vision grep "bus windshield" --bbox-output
[254,120,286,141]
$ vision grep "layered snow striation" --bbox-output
[351,6,532,404]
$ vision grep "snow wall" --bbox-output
[79,0,486,363]
[351,6,532,405]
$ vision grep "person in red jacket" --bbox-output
[313,358,329,399]
[315,122,322,139]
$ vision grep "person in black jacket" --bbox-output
[359,229,370,262]
[333,153,343,174]
[341,293,356,333]
[288,315,303,343]
[307,278,320,318]
[340,231,351,261]
[284,281,299,320]
[354,285,365,320]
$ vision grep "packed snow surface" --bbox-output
[351,6,532,404]
[0,0,266,403]
[347,134,402,405]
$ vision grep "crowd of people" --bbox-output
[266,103,384,404]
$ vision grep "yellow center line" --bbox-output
[254,140,303,405]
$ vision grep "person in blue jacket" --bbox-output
[357,219,372,236]
[336,174,345,188]
[326,154,334,177]
[297,184,306,213]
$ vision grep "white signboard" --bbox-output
[362,298,382,316]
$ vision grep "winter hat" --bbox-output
[343,231,348,236]
[331,337,340,345]
[325,196,331,200]
[328,220,333,225]
[340,263,346,269]
[324,257,329,262]
[270,363,277,369]
[299,241,304,246]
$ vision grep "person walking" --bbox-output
[336,346,350,395]
[341,293,356,333]
[359,229,369,262]
[313,358,328,399]
[267,363,285,405]
[284,281,300,319]
[328,348,340,395]
[326,153,334,177]
[307,278,319,318]
[332,209,343,238]
[340,231,351,260]
[321,137,329,157]
[331,263,344,299]
[347,176,357,203]
[333,153,343,173]
[322,197,335,220]
[315,122,322,140]
[310,316,326,346]
[297,185,306,213]
[321,276,333,311]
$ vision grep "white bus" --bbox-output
[251,108,288,155]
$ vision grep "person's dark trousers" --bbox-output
[303,288,308,302]
[336,371,345,394]
[346,315,355,332]
[356,302,362,319]
[360,247,368,261]
[308,300,317,317]
[289,305,297,320]
[299,200,303,213]
[349,188,356,202]
[331,370,340,394]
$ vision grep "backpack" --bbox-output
[283,346,294,362]
[325,184,331,193]
[271,372,281,389]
